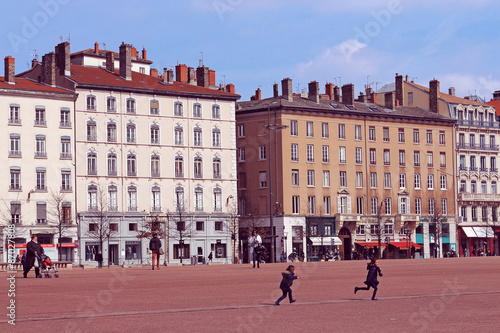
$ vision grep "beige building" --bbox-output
[237,78,456,261]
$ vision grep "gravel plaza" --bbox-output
[1,257,499,333]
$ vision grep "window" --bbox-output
[461,205,467,221]
[322,146,329,163]
[383,127,389,142]
[107,123,117,142]
[194,127,202,146]
[108,185,118,211]
[384,173,391,188]
[370,172,377,188]
[215,221,223,231]
[399,150,405,166]
[384,149,390,165]
[213,188,222,212]
[399,173,406,189]
[35,168,46,191]
[9,134,21,157]
[238,147,246,162]
[480,134,485,148]
[292,169,299,186]
[441,199,447,215]
[415,198,422,215]
[439,131,445,145]
[428,174,434,189]
[212,104,220,119]
[324,196,331,215]
[290,121,298,136]
[308,196,315,215]
[491,157,497,171]
[62,202,71,224]
[354,172,363,188]
[414,174,421,189]
[175,187,185,211]
[355,125,362,140]
[384,224,394,234]
[371,197,378,215]
[369,126,376,141]
[428,198,435,215]
[370,224,380,235]
[492,181,497,194]
[357,225,365,235]
[472,206,477,221]
[259,171,267,187]
[174,101,183,116]
[306,122,314,137]
[355,147,362,164]
[195,187,203,211]
[35,135,46,158]
[174,126,183,145]
[356,197,364,214]
[151,155,160,177]
[9,104,20,124]
[338,196,349,214]
[339,146,346,163]
[87,153,97,175]
[414,151,420,167]
[107,96,116,112]
[471,180,477,193]
[339,171,347,187]
[60,108,71,127]
[426,130,433,144]
[292,196,300,214]
[413,129,419,144]
[193,103,201,117]
[440,175,447,190]
[399,197,408,214]
[88,185,97,210]
[237,124,245,137]
[107,153,117,176]
[126,124,136,143]
[61,170,71,191]
[470,133,476,146]
[291,144,298,162]
[175,156,184,177]
[339,124,345,139]
[212,128,221,147]
[36,202,47,224]
[481,180,487,194]
[427,152,433,167]
[307,170,315,186]
[127,154,137,177]
[369,148,376,165]
[459,180,466,193]
[259,145,266,160]
[151,125,160,144]
[196,221,205,231]
[323,170,330,187]
[490,135,495,149]
[151,186,161,212]
[128,186,137,211]
[408,92,413,103]
[150,99,159,115]
[398,128,405,143]
[194,156,203,178]
[322,123,329,138]
[440,152,446,167]
[35,107,46,126]
[470,155,477,170]
[384,198,391,215]
[86,95,96,110]
[307,145,314,162]
[213,157,221,179]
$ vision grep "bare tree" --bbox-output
[485,207,500,255]
[167,197,194,264]
[225,197,239,263]
[1,199,28,262]
[48,190,72,261]
[428,202,446,258]
[366,199,391,259]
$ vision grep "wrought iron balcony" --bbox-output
[457,143,499,151]
[458,119,500,129]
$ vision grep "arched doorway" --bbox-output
[339,227,352,260]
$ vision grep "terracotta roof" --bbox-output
[237,96,454,123]
[487,99,500,116]
[0,77,73,94]
[69,65,239,99]
[407,81,490,107]
[71,48,153,64]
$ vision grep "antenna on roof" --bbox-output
[200,51,205,67]
[410,77,418,82]
[222,74,226,86]
[102,42,106,51]
[59,35,63,42]
[31,49,38,60]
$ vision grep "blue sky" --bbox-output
[2,0,500,101]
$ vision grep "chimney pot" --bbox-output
[395,74,404,106]
[308,81,320,103]
[358,92,367,103]
[333,86,340,102]
[429,79,440,113]
[196,66,210,88]
[131,47,138,58]
[142,47,147,60]
[175,64,188,83]
[384,92,395,109]
[106,51,115,72]
[55,42,70,76]
[282,78,293,102]
[94,42,99,54]
[273,83,279,98]
[42,52,56,87]
[119,42,132,81]
[188,67,196,85]
[371,91,376,104]
[341,84,355,105]
[448,87,455,96]
[209,69,216,87]
[150,68,158,78]
[226,83,235,94]
[325,82,334,100]
[4,56,15,84]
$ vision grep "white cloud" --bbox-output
[439,73,500,100]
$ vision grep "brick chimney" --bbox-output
[131,47,138,58]
[31,59,39,68]
[4,56,15,84]
[282,78,293,102]
[333,85,341,102]
[175,64,188,83]
[209,69,216,86]
[448,87,455,96]
[94,42,99,54]
[384,92,395,109]
[325,82,334,100]
[188,67,196,85]
[142,47,147,60]
[308,81,320,103]
[226,83,235,94]
[273,83,279,98]
[150,68,158,78]
[395,73,404,106]
[163,68,173,84]
[255,88,261,100]
[358,92,367,103]
[341,84,355,105]
[429,79,440,113]
[106,51,114,72]
[196,66,209,88]
[371,91,376,104]
[119,42,132,81]
[55,42,70,76]
[42,52,56,86]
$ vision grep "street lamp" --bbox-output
[264,101,287,263]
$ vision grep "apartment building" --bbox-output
[0,56,77,263]
[236,78,456,262]
[387,75,500,256]
[19,41,239,265]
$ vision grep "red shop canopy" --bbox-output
[356,242,387,248]
[389,242,422,250]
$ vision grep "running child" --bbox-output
[354,257,383,300]
[275,265,299,305]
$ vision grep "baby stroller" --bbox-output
[39,254,59,278]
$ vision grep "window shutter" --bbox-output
[37,202,47,220]
[347,196,351,214]
[337,197,341,214]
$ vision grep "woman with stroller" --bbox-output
[23,235,44,278]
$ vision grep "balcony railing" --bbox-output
[60,153,72,159]
[9,185,21,191]
[128,205,138,212]
[108,206,118,212]
[108,170,117,177]
[87,135,97,141]
[34,120,46,126]
[151,172,161,178]
[127,171,137,177]
[60,121,71,128]
[8,118,21,125]
[458,193,500,202]
[9,151,21,157]
[35,151,47,158]
[458,119,500,129]
[457,143,499,151]
[61,186,72,192]
[151,206,162,212]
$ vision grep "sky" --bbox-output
[2,0,500,101]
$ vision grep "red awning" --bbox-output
[389,241,422,250]
[356,242,387,248]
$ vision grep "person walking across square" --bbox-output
[149,233,162,270]
[354,257,383,300]
[249,230,262,268]
[275,265,299,305]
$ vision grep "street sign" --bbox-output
[216,239,221,244]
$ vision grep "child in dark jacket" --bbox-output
[354,257,383,300]
[275,265,299,305]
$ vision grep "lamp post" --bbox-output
[264,101,287,263]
